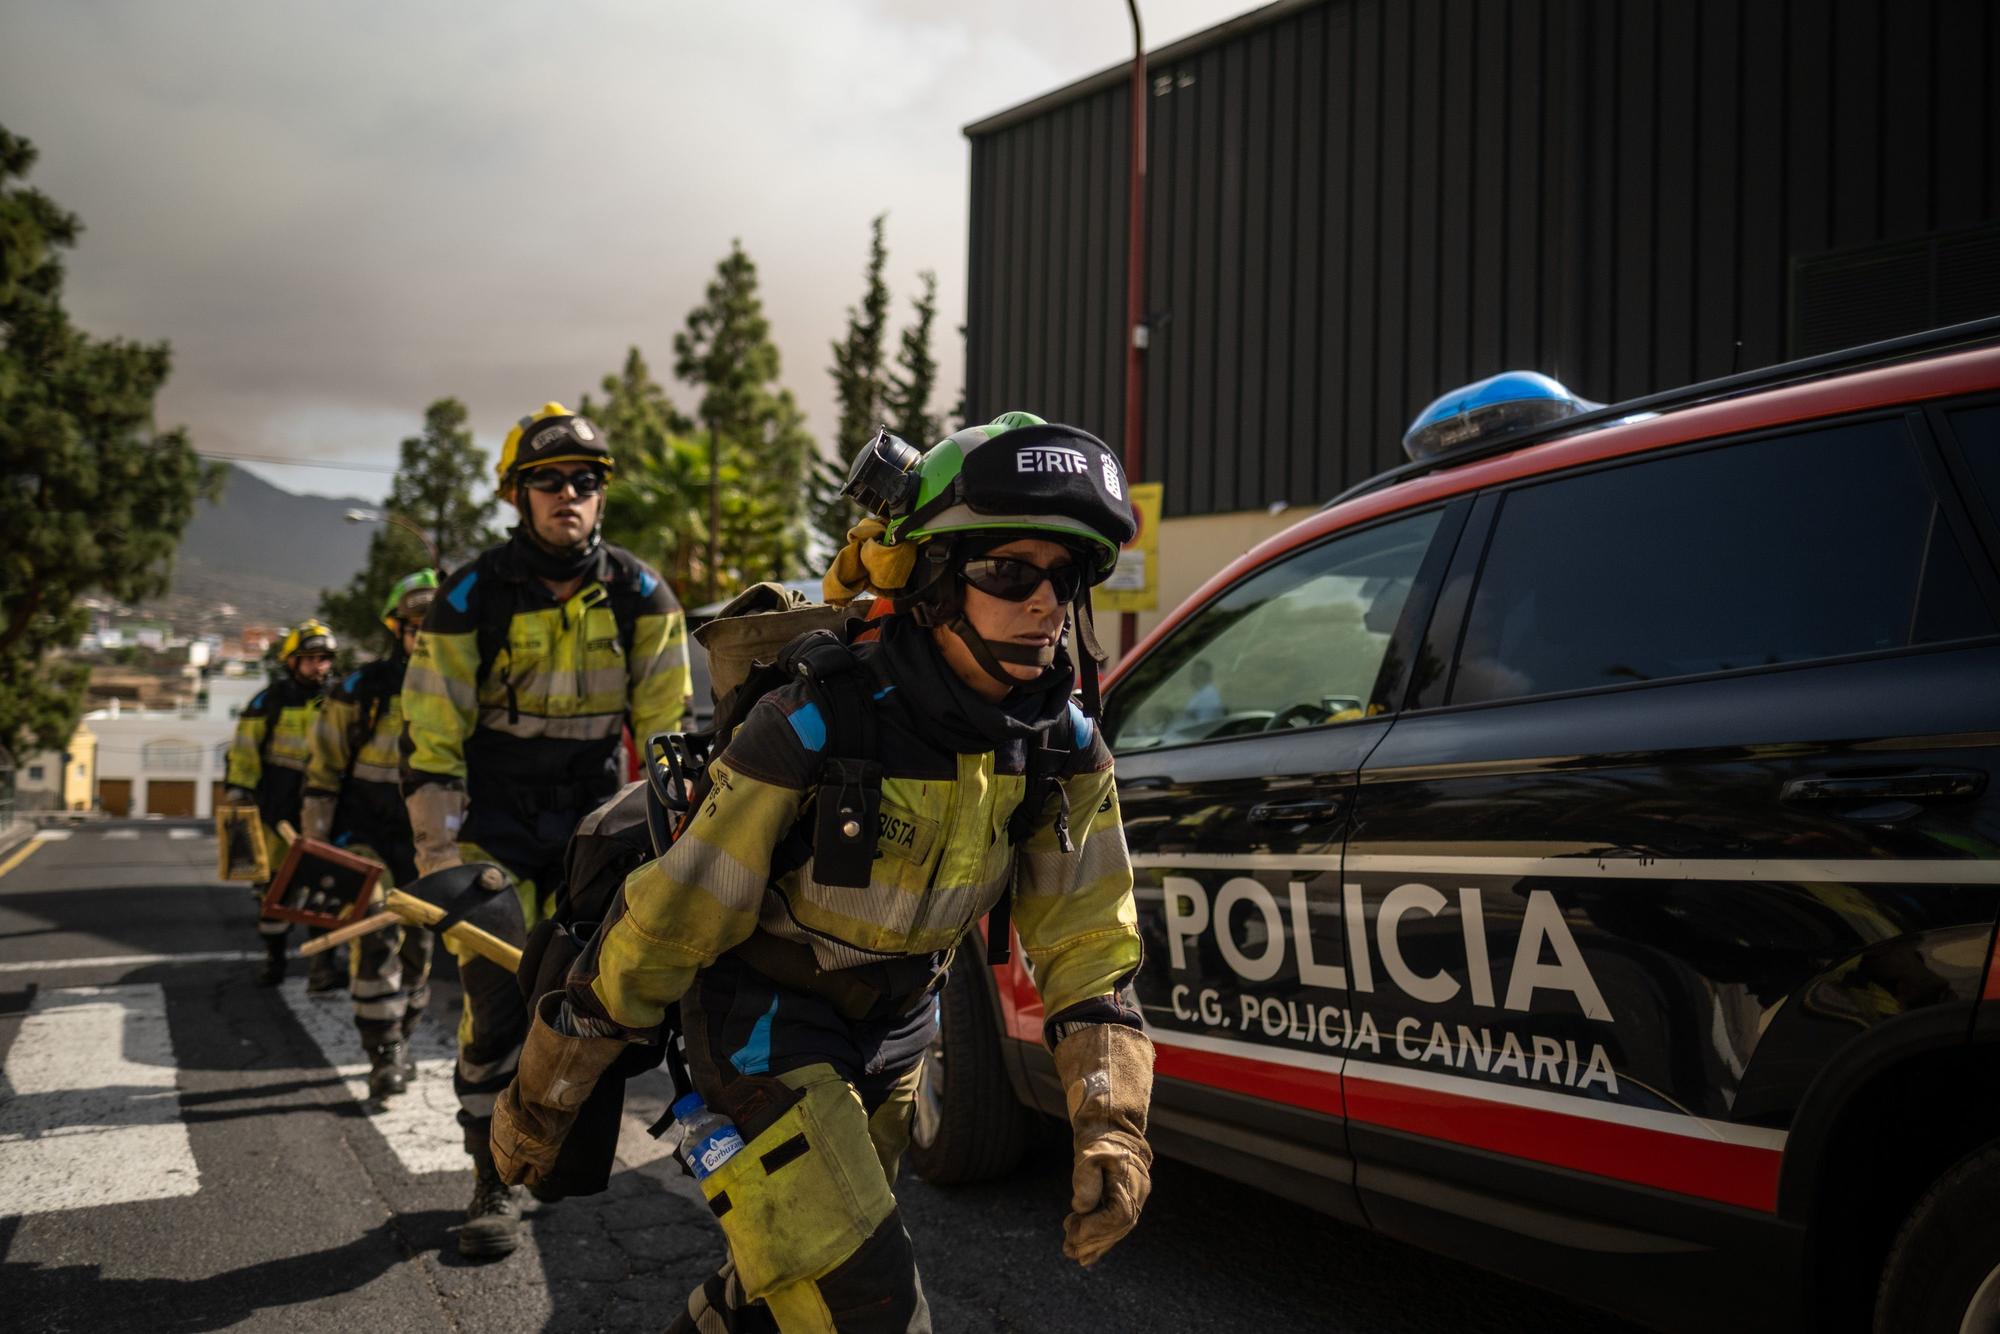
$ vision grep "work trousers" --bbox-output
[345,835,431,1049]
[672,957,936,1334]
[449,825,569,1143]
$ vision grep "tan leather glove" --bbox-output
[490,993,626,1187]
[405,783,467,876]
[1052,1023,1155,1267]
[300,794,337,844]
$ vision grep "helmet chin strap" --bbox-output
[944,611,1063,694]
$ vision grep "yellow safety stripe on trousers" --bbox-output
[697,1065,897,1305]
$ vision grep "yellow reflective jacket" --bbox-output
[584,648,1141,1036]
[401,538,689,802]
[225,673,323,827]
[306,655,412,851]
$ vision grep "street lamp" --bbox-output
[344,509,442,573]
[1120,0,1148,659]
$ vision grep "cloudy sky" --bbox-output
[2,0,1250,500]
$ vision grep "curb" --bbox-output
[0,818,37,861]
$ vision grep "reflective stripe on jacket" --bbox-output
[401,540,690,794]
[225,675,322,827]
[307,656,414,851]
[586,677,1141,1033]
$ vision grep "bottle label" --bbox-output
[691,1128,746,1179]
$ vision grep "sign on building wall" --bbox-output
[1097,482,1162,614]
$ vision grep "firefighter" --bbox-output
[301,569,439,1100]
[400,402,689,1258]
[227,619,338,989]
[492,415,1155,1332]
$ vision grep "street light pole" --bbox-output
[1120,0,1148,660]
[345,509,441,573]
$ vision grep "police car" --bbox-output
[911,319,2000,1334]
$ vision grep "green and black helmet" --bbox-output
[868,412,1137,576]
[842,412,1136,703]
[380,568,438,632]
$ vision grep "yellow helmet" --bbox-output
[278,619,337,660]
[496,402,615,499]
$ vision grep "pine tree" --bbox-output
[674,240,815,601]
[585,347,705,592]
[884,269,942,450]
[316,398,496,647]
[0,126,217,751]
[830,214,891,454]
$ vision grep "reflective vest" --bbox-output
[585,673,1141,1032]
[306,655,412,853]
[402,539,690,813]
[225,674,324,828]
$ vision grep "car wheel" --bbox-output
[907,941,1033,1185]
[1875,1140,2000,1334]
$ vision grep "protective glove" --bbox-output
[224,785,257,807]
[300,793,337,844]
[490,993,625,1187]
[1052,1022,1155,1267]
[405,782,467,876]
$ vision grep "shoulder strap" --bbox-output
[341,665,388,782]
[990,706,1082,967]
[778,629,881,891]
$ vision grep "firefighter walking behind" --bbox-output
[301,569,439,1100]
[400,402,689,1257]
[492,414,1157,1332]
[227,619,338,989]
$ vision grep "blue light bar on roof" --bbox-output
[1402,371,1603,464]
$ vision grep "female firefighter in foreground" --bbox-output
[492,413,1156,1332]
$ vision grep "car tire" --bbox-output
[1875,1140,2000,1334]
[907,941,1034,1186]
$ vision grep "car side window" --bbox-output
[1450,417,1997,706]
[1948,404,2000,527]
[1104,509,1441,752]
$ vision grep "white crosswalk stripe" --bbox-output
[31,830,72,842]
[0,984,201,1215]
[276,977,465,1174]
[103,830,138,840]
[168,828,201,840]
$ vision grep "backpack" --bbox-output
[512,582,1076,1196]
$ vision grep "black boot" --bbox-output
[367,1039,409,1100]
[255,935,287,988]
[459,1128,522,1259]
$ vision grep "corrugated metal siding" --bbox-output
[964,0,2000,518]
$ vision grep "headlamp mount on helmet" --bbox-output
[841,425,924,520]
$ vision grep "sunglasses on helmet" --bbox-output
[519,466,606,496]
[959,555,1086,604]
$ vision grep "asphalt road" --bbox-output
[0,822,1642,1333]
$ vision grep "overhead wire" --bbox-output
[197,448,400,474]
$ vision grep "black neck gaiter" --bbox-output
[873,614,1071,754]
[509,525,600,583]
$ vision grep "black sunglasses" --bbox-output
[959,555,1086,604]
[520,467,606,496]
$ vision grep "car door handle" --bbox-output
[1248,795,1347,824]
[1779,770,1987,804]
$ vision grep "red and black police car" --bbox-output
[912,319,2000,1334]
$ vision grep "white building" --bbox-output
[84,673,267,818]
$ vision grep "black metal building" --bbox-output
[963,0,2000,519]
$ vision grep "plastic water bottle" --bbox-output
[672,1092,746,1181]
